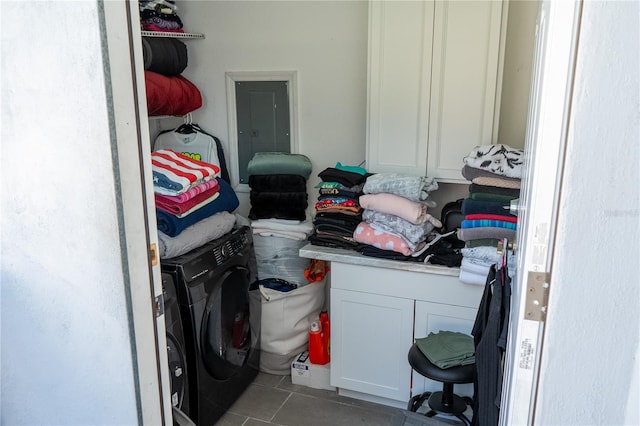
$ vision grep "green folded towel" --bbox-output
[415,331,475,369]
[335,162,367,176]
[247,152,312,179]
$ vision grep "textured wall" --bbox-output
[535,2,640,424]
[498,0,539,149]
[0,1,139,424]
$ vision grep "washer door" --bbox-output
[200,266,252,380]
[166,332,187,409]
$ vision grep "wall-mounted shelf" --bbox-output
[149,115,184,120]
[141,31,205,40]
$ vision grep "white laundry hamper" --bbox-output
[258,279,326,375]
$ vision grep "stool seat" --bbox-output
[408,344,475,384]
[407,342,474,425]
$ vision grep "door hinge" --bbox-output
[154,294,165,318]
[524,271,551,322]
[150,243,158,266]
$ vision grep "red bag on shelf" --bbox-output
[144,70,202,116]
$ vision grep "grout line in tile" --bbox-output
[268,390,294,422]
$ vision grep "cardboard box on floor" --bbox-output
[291,351,335,391]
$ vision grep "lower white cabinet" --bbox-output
[331,288,414,403]
[329,261,483,407]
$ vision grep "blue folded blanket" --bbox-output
[156,178,239,237]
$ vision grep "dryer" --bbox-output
[161,226,261,426]
[162,273,191,421]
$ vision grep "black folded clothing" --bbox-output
[469,183,521,198]
[142,37,188,76]
[314,211,363,226]
[357,245,424,262]
[249,191,307,221]
[308,232,360,250]
[248,174,307,192]
[318,167,367,187]
[250,191,308,210]
[314,223,356,238]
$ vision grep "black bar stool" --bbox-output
[407,343,474,425]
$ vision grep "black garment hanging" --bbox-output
[471,262,512,426]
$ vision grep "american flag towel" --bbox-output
[152,149,220,195]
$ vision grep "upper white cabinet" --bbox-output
[366,0,508,183]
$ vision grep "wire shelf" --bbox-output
[141,31,205,40]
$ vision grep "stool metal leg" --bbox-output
[408,391,431,412]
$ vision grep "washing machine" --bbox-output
[161,226,261,426]
[161,273,191,422]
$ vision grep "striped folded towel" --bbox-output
[152,149,220,195]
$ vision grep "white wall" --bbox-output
[0,2,139,424]
[170,0,537,217]
[498,0,539,149]
[535,1,640,424]
[169,0,369,217]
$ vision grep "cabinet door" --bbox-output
[427,1,506,182]
[331,288,414,402]
[412,301,478,398]
[366,0,435,176]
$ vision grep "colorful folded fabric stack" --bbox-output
[308,163,368,250]
[457,144,522,285]
[139,0,185,33]
[151,149,239,258]
[355,173,441,258]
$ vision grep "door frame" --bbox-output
[103,1,172,424]
[225,71,299,192]
[499,1,583,424]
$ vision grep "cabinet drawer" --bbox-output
[331,262,482,309]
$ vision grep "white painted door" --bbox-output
[426,0,506,182]
[330,288,414,402]
[499,1,582,425]
[366,0,506,183]
[366,0,434,177]
[103,2,172,424]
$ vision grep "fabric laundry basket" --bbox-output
[259,278,326,375]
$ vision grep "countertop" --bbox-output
[298,244,460,277]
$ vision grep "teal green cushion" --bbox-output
[247,152,312,179]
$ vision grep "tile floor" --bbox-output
[215,372,470,426]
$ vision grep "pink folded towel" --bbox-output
[155,182,221,215]
[359,193,434,225]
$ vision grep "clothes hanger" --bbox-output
[175,113,196,134]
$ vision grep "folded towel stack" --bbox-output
[308,163,368,250]
[151,149,239,258]
[355,173,441,259]
[246,152,315,287]
[457,144,522,285]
